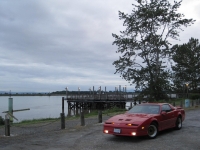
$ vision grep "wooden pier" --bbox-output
[65,86,138,116]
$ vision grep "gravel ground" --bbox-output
[0,109,200,150]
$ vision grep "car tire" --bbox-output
[175,117,182,130]
[147,123,158,139]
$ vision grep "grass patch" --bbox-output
[66,107,126,120]
[13,117,59,126]
[20,118,58,123]
[9,107,126,125]
[104,107,126,113]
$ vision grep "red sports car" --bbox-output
[103,103,185,138]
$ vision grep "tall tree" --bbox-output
[172,38,200,93]
[112,0,195,101]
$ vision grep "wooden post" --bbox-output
[61,97,65,129]
[8,98,13,122]
[134,100,137,105]
[62,97,64,113]
[98,110,102,123]
[5,119,10,136]
[73,102,76,115]
[60,113,65,129]
[76,102,79,116]
[80,111,85,126]
[68,102,71,117]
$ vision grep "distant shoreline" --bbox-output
[0,93,65,96]
[0,90,136,97]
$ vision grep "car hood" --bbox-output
[106,113,155,124]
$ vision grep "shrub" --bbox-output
[189,94,200,100]
[0,116,5,125]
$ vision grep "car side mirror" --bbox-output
[161,111,167,115]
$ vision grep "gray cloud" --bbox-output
[0,0,199,92]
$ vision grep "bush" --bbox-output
[189,94,200,100]
[0,116,5,125]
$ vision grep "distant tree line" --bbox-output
[0,90,140,97]
[0,92,50,96]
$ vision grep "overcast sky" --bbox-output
[0,0,200,93]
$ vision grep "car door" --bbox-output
[159,105,169,130]
[159,104,173,129]
[161,104,176,129]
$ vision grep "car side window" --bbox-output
[161,104,171,112]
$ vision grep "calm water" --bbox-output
[0,95,133,122]
[0,96,67,122]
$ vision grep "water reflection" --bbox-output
[0,96,67,122]
[0,96,132,122]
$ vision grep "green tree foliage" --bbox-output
[112,0,195,101]
[172,38,200,93]
[0,116,4,125]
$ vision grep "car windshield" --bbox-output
[128,105,160,114]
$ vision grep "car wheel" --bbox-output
[147,123,158,139]
[175,117,182,130]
